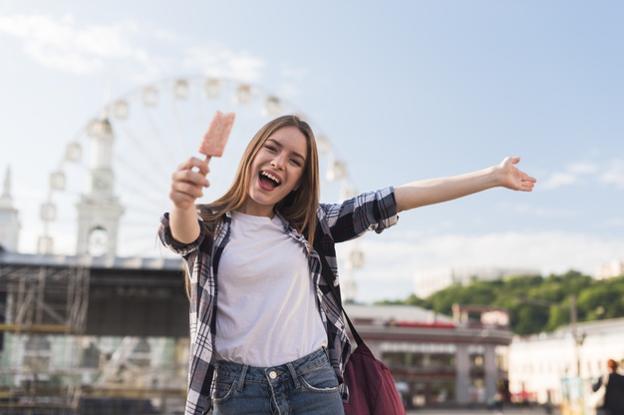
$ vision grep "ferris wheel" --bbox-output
[37,76,364,295]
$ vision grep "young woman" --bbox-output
[159,114,537,415]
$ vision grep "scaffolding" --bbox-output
[0,261,89,413]
[0,262,89,334]
[0,256,189,414]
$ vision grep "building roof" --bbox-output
[514,316,624,342]
[345,304,453,324]
[0,251,184,270]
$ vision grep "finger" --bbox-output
[521,174,537,183]
[173,170,210,187]
[172,182,204,198]
[512,156,521,164]
[170,191,195,206]
[178,157,209,175]
[171,188,203,201]
[518,171,536,182]
[173,180,203,195]
[522,182,535,191]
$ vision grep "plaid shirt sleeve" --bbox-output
[320,186,399,243]
[158,212,207,257]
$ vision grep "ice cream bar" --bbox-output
[199,111,235,158]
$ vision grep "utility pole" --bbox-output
[569,295,582,377]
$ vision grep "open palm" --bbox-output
[497,156,537,191]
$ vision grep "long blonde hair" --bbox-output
[200,114,320,245]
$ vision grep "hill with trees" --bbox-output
[377,270,624,335]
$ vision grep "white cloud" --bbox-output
[542,172,577,189]
[599,159,624,188]
[567,162,598,175]
[348,231,624,303]
[495,202,577,218]
[182,45,266,83]
[0,13,267,84]
[602,217,624,228]
[0,14,151,75]
[541,159,624,191]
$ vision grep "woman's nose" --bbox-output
[270,154,287,169]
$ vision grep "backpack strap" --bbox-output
[317,252,365,347]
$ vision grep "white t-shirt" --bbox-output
[214,211,328,367]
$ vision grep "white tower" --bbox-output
[0,166,20,251]
[76,118,124,257]
[342,244,364,303]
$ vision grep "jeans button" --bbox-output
[269,370,277,379]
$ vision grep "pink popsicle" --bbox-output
[199,111,235,158]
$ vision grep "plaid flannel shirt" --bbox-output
[158,186,399,415]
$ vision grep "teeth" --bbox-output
[261,171,281,185]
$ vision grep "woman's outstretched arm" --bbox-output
[395,156,537,213]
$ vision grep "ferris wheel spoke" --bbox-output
[114,122,175,182]
[119,220,163,228]
[193,82,206,128]
[143,107,185,165]
[112,150,169,198]
[121,202,167,218]
[114,176,166,207]
[171,97,195,157]
[114,173,168,206]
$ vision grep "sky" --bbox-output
[1,1,623,303]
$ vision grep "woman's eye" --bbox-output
[265,145,276,153]
[290,159,302,167]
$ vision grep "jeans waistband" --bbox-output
[213,347,331,385]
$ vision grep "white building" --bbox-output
[0,166,20,251]
[75,118,124,258]
[595,259,624,279]
[508,317,624,404]
[347,304,512,408]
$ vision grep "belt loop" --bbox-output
[236,364,248,392]
[286,362,300,389]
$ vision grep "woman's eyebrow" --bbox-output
[266,138,305,161]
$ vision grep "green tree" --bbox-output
[377,271,624,335]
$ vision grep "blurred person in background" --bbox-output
[592,359,624,415]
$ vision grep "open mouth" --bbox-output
[258,170,281,191]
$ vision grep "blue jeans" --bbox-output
[211,347,345,415]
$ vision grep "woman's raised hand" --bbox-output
[495,156,537,192]
[169,111,235,211]
[169,157,210,210]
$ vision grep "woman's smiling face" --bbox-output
[242,125,308,217]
